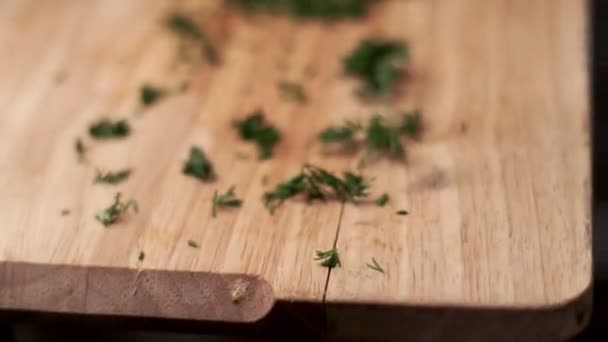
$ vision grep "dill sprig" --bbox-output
[263,164,370,214]
[94,169,132,185]
[95,192,138,227]
[366,257,384,273]
[233,111,281,160]
[212,186,243,217]
[343,38,408,96]
[89,119,130,139]
[167,13,219,65]
[230,0,372,20]
[315,248,341,268]
[183,146,216,182]
[375,193,389,206]
[319,111,421,160]
[278,81,308,104]
[140,84,167,107]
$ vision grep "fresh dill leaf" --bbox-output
[263,164,370,214]
[187,240,200,248]
[233,111,281,160]
[60,209,70,216]
[75,138,86,162]
[399,110,422,137]
[183,146,215,181]
[230,0,372,20]
[375,193,389,206]
[95,192,138,227]
[94,169,132,185]
[366,115,404,158]
[89,119,130,139]
[140,84,167,107]
[315,248,341,268]
[318,121,361,144]
[396,210,409,216]
[138,251,145,261]
[343,39,408,96]
[167,13,219,65]
[212,186,242,218]
[366,257,384,273]
[278,81,308,104]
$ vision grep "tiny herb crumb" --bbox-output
[233,111,281,160]
[94,169,132,185]
[375,193,390,207]
[318,121,361,144]
[396,210,409,216]
[278,81,308,104]
[60,209,70,216]
[138,251,145,261]
[187,240,199,248]
[263,164,370,214]
[167,13,219,65]
[183,146,216,181]
[212,186,242,218]
[343,38,409,97]
[366,257,384,273]
[89,119,130,139]
[75,138,86,163]
[140,84,167,107]
[95,192,138,227]
[315,248,341,268]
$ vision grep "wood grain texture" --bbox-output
[0,0,591,340]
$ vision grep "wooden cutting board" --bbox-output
[0,0,592,340]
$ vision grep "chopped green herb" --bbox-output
[94,169,132,185]
[278,81,308,104]
[89,119,130,139]
[233,111,281,160]
[75,138,86,163]
[95,192,138,227]
[399,110,422,137]
[212,186,243,218]
[138,251,145,261]
[396,210,409,216]
[375,193,390,206]
[366,116,404,158]
[60,209,70,216]
[140,84,167,107]
[167,13,219,65]
[263,164,370,214]
[230,0,372,19]
[187,240,200,248]
[343,39,408,96]
[366,257,384,273]
[315,248,341,268]
[183,146,215,181]
[318,121,361,144]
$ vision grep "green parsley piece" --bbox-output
[318,121,362,144]
[95,192,138,227]
[183,146,215,182]
[399,110,422,137]
[167,13,219,65]
[263,164,370,214]
[375,193,390,207]
[187,240,200,248]
[75,138,86,163]
[366,257,384,273]
[233,111,281,160]
[89,119,130,139]
[140,84,167,107]
[315,248,341,268]
[343,39,408,96]
[212,186,243,218]
[396,210,409,216]
[278,81,308,104]
[94,169,132,185]
[138,251,145,261]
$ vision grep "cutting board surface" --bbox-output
[0,0,591,338]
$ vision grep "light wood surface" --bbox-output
[0,0,591,340]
